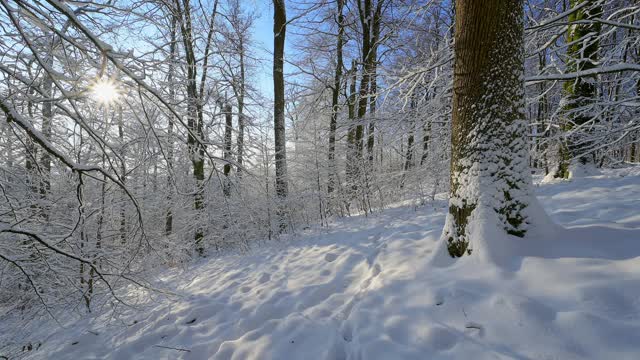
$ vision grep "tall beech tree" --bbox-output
[443,0,535,258]
[174,0,219,255]
[327,0,345,196]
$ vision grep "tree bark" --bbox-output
[355,0,371,168]
[39,41,53,219]
[345,60,358,195]
[223,101,233,197]
[404,96,416,172]
[366,0,382,166]
[175,0,218,255]
[165,14,177,236]
[236,42,246,177]
[118,105,126,244]
[273,0,289,232]
[443,0,532,257]
[327,0,344,195]
[556,0,602,178]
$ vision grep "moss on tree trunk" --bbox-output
[445,0,530,257]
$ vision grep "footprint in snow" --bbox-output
[341,323,353,342]
[324,253,338,262]
[258,272,271,283]
[241,286,251,293]
[372,264,382,276]
[465,322,485,337]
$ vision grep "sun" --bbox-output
[91,78,120,104]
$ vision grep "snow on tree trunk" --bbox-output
[441,0,538,261]
[556,0,602,179]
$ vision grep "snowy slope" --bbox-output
[10,167,640,359]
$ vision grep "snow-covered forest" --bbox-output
[1,0,640,358]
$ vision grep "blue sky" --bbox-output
[247,1,296,101]
[251,2,276,100]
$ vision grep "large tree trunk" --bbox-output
[442,0,534,259]
[273,0,289,232]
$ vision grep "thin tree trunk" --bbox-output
[175,0,218,255]
[236,40,246,177]
[420,119,430,166]
[345,60,358,197]
[40,41,54,219]
[25,85,38,204]
[634,71,640,162]
[631,133,637,162]
[273,0,289,232]
[165,15,177,236]
[366,0,382,166]
[223,101,233,197]
[355,0,371,168]
[118,105,126,244]
[404,96,416,172]
[536,50,549,174]
[328,0,344,195]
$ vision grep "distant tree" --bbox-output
[217,0,254,177]
[174,0,219,255]
[556,0,603,178]
[223,100,233,197]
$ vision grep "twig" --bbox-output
[465,322,483,330]
[153,345,191,352]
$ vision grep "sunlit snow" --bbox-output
[7,167,640,360]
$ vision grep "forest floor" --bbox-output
[6,167,640,359]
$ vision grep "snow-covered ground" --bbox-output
[6,167,640,359]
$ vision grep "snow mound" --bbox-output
[569,162,602,178]
[541,162,603,183]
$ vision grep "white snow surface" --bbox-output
[7,167,640,359]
